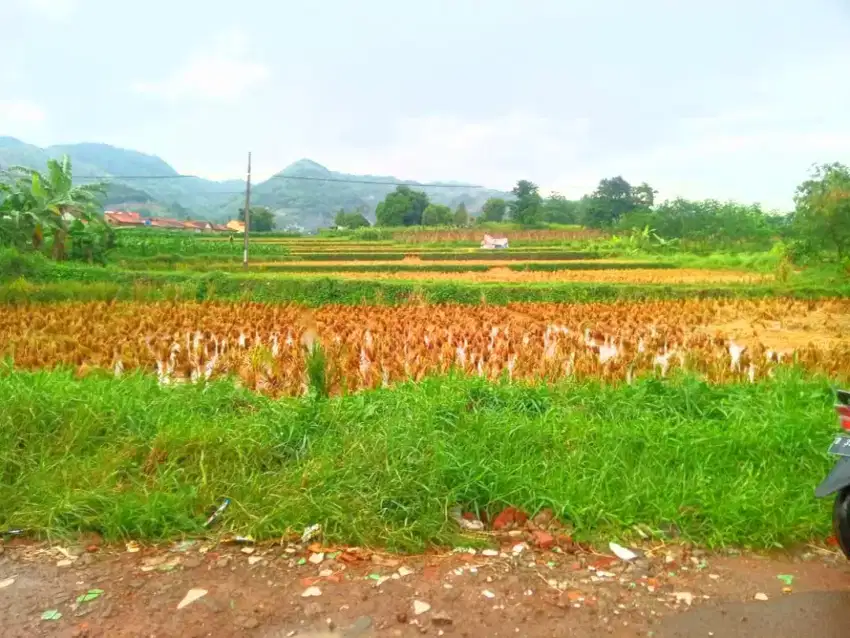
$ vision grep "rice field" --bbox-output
[278,267,770,285]
[3,298,847,396]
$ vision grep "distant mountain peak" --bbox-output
[279,159,331,177]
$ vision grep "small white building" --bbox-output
[481,233,509,249]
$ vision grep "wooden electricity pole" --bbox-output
[242,151,252,268]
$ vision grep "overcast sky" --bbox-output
[2,0,849,209]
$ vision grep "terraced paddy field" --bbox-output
[3,298,846,396]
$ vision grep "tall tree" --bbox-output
[239,205,276,232]
[480,197,507,222]
[453,202,469,226]
[509,180,543,225]
[375,186,430,226]
[793,162,850,259]
[583,176,637,227]
[542,192,580,224]
[334,209,370,229]
[631,182,657,208]
[422,203,453,226]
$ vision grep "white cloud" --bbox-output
[132,31,269,103]
[17,0,78,19]
[323,112,590,191]
[0,99,46,125]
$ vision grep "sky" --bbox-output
[2,0,850,209]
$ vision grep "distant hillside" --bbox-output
[249,159,508,230]
[0,138,508,229]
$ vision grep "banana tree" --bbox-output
[0,155,106,258]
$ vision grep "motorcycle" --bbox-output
[815,389,850,558]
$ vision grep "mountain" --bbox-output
[0,139,508,229]
[249,159,508,230]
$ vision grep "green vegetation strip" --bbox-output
[0,368,834,549]
[121,262,673,274]
[3,264,849,305]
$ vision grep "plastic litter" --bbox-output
[76,589,104,604]
[204,498,231,527]
[777,574,794,586]
[177,588,207,609]
[0,577,14,588]
[301,524,322,544]
[41,609,62,621]
[609,542,638,561]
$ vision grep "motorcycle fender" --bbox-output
[816,456,850,498]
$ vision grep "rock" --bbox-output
[413,600,431,615]
[309,553,325,564]
[301,586,322,598]
[238,616,260,629]
[183,557,203,569]
[492,507,528,531]
[304,602,323,618]
[77,553,95,567]
[215,557,231,569]
[532,530,555,550]
[431,611,453,626]
[345,616,373,636]
[532,508,555,529]
[754,592,769,601]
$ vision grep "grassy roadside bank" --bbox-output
[0,367,836,550]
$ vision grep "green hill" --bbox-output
[0,140,506,229]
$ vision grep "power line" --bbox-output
[71,173,483,188]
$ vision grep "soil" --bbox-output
[1,539,848,638]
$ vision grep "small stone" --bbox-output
[216,557,231,568]
[183,557,203,569]
[482,549,499,557]
[754,592,769,601]
[238,616,260,629]
[248,556,263,566]
[673,592,694,606]
[431,611,453,626]
[303,602,323,618]
[309,552,325,564]
[398,566,415,577]
[396,611,408,624]
[413,600,431,615]
[532,530,555,550]
[301,586,322,598]
[241,546,256,555]
[347,616,373,635]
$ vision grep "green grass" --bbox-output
[0,367,837,550]
[3,263,849,306]
[120,261,673,274]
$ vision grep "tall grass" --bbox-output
[0,367,836,550]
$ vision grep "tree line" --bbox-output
[341,167,849,259]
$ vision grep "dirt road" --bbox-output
[1,538,848,637]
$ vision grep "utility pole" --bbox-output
[242,151,252,268]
